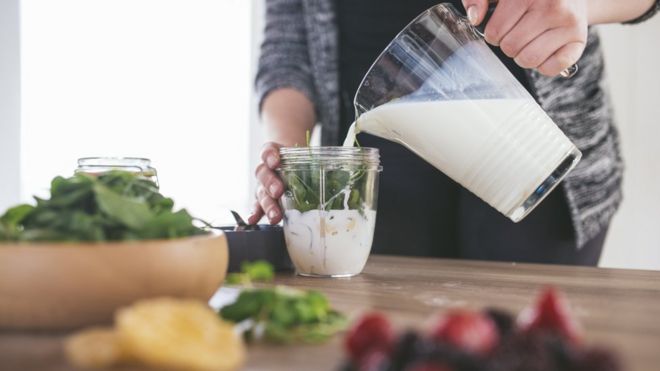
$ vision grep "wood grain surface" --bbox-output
[1,255,659,371]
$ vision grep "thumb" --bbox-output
[462,0,490,26]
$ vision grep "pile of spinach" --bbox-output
[220,286,347,344]
[0,171,205,242]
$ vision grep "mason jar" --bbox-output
[75,157,159,186]
[278,147,382,278]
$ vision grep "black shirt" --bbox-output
[336,0,534,139]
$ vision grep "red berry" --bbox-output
[431,311,499,355]
[517,287,582,343]
[356,349,389,371]
[576,347,622,371]
[345,312,395,363]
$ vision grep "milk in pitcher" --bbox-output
[344,98,578,220]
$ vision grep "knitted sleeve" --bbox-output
[255,0,317,113]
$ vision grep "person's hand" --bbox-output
[462,0,588,76]
[247,142,285,225]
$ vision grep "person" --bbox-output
[247,0,659,266]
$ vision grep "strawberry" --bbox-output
[431,311,499,355]
[345,312,395,363]
[517,286,582,343]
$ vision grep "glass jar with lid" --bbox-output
[75,157,159,186]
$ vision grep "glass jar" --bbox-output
[75,157,159,186]
[278,147,382,277]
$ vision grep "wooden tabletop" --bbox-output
[2,255,660,371]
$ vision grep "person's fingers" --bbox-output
[255,163,284,199]
[514,27,583,71]
[247,200,264,225]
[461,0,489,25]
[514,29,565,70]
[483,0,529,46]
[514,28,568,68]
[257,189,282,224]
[250,141,285,226]
[499,10,549,59]
[537,42,584,77]
[260,142,282,170]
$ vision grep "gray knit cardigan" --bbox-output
[256,0,659,247]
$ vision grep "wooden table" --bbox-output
[2,255,660,371]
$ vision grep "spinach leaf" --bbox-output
[137,210,202,240]
[226,260,276,289]
[282,164,370,213]
[94,182,152,230]
[0,204,34,229]
[0,204,34,240]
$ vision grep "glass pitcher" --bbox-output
[349,3,581,222]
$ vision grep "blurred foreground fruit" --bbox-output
[64,328,130,368]
[67,298,245,371]
[431,311,499,355]
[340,287,620,371]
[345,312,395,363]
[517,287,582,343]
[116,298,245,371]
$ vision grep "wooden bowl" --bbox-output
[0,233,228,330]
